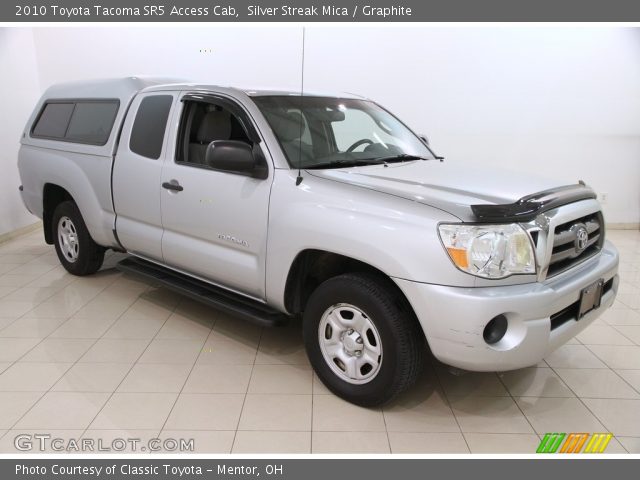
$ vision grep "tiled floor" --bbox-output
[0,228,640,454]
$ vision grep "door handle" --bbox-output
[162,181,184,192]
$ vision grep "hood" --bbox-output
[306,161,571,221]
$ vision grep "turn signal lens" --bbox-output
[446,247,469,269]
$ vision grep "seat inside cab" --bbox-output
[182,102,251,166]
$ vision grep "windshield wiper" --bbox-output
[305,153,445,170]
[305,158,387,170]
[369,153,444,163]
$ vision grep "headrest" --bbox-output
[197,109,231,143]
[271,111,306,143]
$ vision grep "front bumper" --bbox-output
[394,240,619,371]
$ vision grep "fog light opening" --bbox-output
[483,314,508,345]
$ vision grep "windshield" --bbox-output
[252,96,434,169]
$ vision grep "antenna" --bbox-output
[296,27,306,186]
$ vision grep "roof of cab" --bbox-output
[141,82,365,100]
[242,88,365,99]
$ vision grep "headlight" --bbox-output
[438,223,535,279]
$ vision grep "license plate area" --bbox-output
[578,278,605,319]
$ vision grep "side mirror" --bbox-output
[418,134,430,146]
[205,140,263,178]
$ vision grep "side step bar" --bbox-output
[116,257,289,327]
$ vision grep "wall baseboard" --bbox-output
[607,223,640,230]
[0,222,42,245]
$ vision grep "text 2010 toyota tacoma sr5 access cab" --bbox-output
[18,77,619,406]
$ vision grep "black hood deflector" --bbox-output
[470,183,597,223]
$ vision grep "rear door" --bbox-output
[112,92,177,261]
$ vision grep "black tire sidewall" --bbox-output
[303,274,411,406]
[52,201,103,276]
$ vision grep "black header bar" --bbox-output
[4,0,640,22]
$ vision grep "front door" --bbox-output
[160,94,273,299]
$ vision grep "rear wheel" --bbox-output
[303,273,424,406]
[52,201,105,276]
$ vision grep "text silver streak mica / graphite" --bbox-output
[17,77,619,405]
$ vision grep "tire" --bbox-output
[51,201,105,276]
[303,273,424,406]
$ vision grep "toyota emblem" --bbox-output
[574,225,589,253]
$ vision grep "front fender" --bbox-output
[265,170,474,311]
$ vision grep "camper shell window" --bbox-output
[31,99,119,146]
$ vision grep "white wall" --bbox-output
[0,28,42,235]
[305,27,640,225]
[31,27,303,91]
[1,26,638,235]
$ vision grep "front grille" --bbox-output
[546,212,604,277]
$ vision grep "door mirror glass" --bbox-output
[205,140,256,175]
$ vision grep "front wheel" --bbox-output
[303,273,424,406]
[52,201,105,276]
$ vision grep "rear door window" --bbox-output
[129,95,174,160]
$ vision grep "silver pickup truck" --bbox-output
[17,77,619,406]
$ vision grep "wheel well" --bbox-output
[42,184,73,244]
[284,249,415,317]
